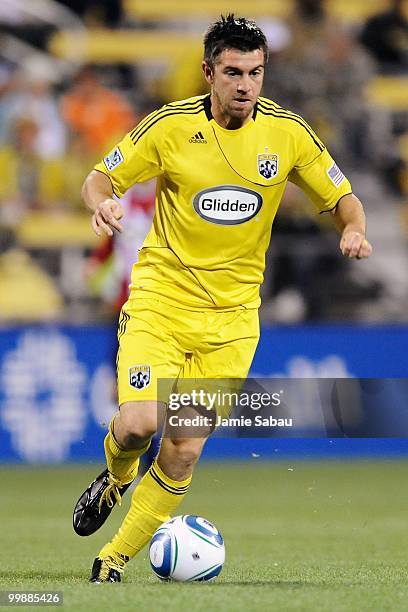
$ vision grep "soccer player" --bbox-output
[73,15,372,582]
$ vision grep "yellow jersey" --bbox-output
[94,95,352,310]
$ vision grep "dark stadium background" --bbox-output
[1,1,408,610]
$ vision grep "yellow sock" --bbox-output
[99,460,191,562]
[104,417,150,485]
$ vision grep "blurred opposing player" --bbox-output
[73,14,372,582]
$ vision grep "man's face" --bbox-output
[203,48,265,123]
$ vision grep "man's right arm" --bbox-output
[81,170,124,237]
[83,107,165,236]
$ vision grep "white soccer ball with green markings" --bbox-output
[149,515,225,582]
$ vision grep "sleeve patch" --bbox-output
[104,147,124,171]
[327,162,345,187]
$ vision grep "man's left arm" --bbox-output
[331,193,373,259]
[289,127,373,260]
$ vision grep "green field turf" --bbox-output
[1,461,408,611]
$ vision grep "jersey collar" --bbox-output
[203,94,258,123]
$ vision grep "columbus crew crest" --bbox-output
[129,365,151,390]
[258,153,278,179]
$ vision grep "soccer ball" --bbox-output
[149,515,225,582]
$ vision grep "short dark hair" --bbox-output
[203,14,268,69]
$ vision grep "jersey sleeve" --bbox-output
[288,125,352,213]
[94,111,165,198]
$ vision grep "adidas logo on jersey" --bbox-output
[189,131,207,144]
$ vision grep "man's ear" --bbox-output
[202,61,213,85]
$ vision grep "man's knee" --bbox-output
[115,401,164,447]
[164,438,206,468]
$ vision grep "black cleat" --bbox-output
[73,469,132,536]
[89,557,122,583]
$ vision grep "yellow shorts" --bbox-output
[116,297,259,406]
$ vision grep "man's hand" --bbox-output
[91,198,124,237]
[340,230,372,259]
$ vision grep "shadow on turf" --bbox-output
[0,572,330,588]
[200,581,322,588]
[145,578,325,588]
[0,569,85,581]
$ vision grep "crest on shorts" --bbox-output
[257,153,278,179]
[129,365,151,390]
